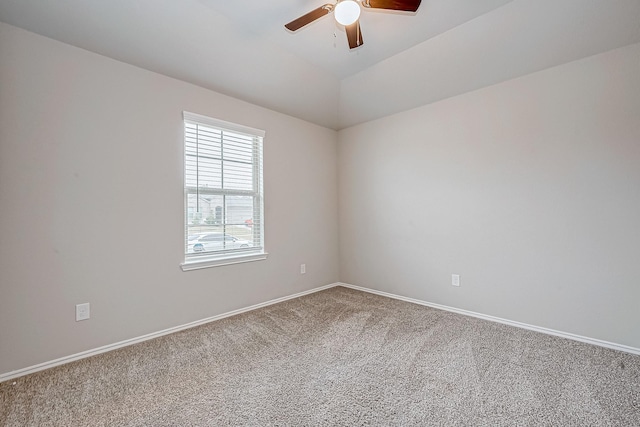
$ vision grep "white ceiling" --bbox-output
[201,0,512,78]
[1,0,640,130]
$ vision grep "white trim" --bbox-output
[181,252,268,271]
[337,282,640,356]
[183,111,266,138]
[0,282,339,383]
[5,282,638,382]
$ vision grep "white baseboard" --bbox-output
[0,282,340,383]
[4,281,638,383]
[337,282,640,356]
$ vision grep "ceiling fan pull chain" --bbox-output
[285,0,421,49]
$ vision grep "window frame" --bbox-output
[180,111,267,271]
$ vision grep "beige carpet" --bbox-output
[1,286,639,426]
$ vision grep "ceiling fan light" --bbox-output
[334,1,361,26]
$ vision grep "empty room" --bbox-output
[1,0,639,425]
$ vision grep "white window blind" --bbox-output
[182,111,265,268]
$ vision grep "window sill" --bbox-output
[181,252,268,271]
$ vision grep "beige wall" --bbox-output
[0,23,339,375]
[339,43,640,348]
[2,19,639,377]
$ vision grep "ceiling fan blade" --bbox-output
[362,0,421,12]
[285,4,334,32]
[345,21,364,49]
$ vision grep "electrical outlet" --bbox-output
[452,274,460,287]
[76,303,90,321]
[300,264,306,274]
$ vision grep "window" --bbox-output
[181,112,266,271]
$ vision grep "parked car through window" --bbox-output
[187,233,252,254]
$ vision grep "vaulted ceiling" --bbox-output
[1,0,640,129]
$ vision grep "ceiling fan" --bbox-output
[285,0,422,49]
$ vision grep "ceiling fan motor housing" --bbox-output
[284,0,421,49]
